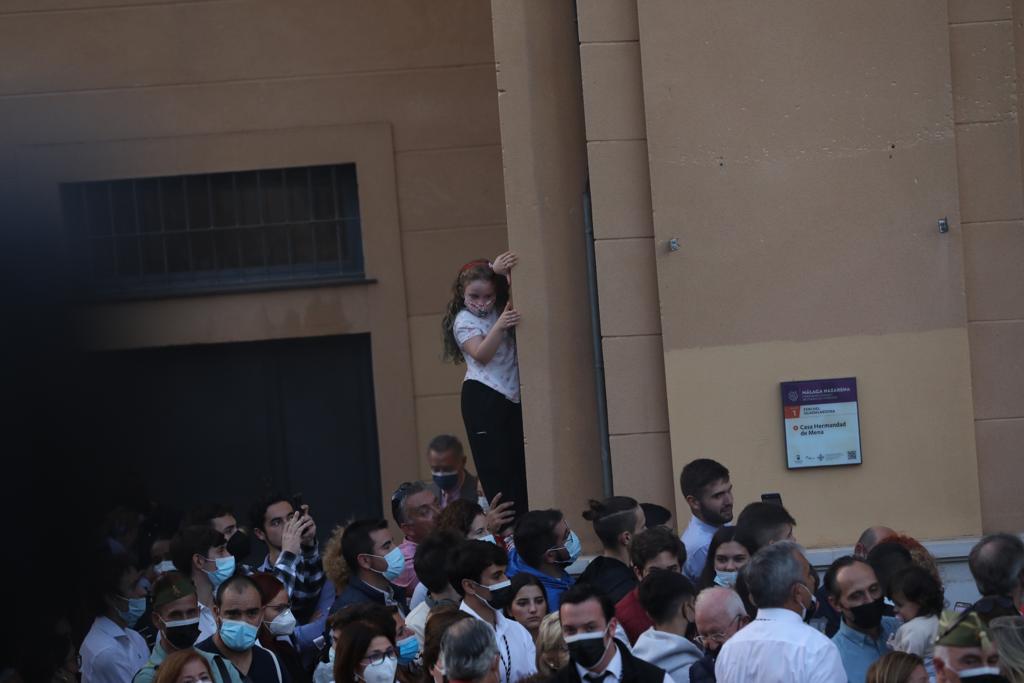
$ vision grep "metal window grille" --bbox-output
[60,163,364,297]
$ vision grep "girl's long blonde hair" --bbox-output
[865,651,924,683]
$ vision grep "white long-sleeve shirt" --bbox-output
[715,608,846,683]
[81,616,149,683]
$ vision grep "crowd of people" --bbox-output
[8,257,1024,683]
[11,447,1024,683]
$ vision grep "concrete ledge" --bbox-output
[571,535,1022,608]
[804,535,987,569]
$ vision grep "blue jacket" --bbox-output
[506,548,575,611]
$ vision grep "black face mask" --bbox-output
[226,530,251,560]
[477,581,516,610]
[567,631,610,670]
[162,617,201,650]
[958,674,1009,683]
[848,597,885,630]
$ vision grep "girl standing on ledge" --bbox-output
[441,251,528,521]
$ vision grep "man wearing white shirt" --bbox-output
[81,554,150,683]
[449,539,537,683]
[678,459,734,583]
[715,541,846,683]
[556,583,671,683]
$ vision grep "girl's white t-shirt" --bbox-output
[454,308,521,403]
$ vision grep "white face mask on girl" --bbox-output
[358,655,398,683]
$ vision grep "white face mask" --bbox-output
[154,560,176,575]
[956,667,1003,679]
[358,656,398,683]
[266,608,296,636]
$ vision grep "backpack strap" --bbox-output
[212,654,233,683]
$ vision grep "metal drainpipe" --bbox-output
[583,184,614,498]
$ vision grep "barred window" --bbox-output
[60,164,364,297]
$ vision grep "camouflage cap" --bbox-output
[936,609,992,649]
[151,571,197,610]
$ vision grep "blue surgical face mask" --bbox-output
[369,546,405,583]
[118,596,147,628]
[714,570,738,588]
[204,555,235,590]
[219,619,259,651]
[397,635,420,665]
[550,530,582,565]
[432,472,459,491]
[477,534,497,545]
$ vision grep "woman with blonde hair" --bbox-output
[323,524,351,593]
[535,612,568,677]
[866,651,927,683]
[154,649,216,683]
[990,615,1024,683]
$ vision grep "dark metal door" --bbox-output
[89,333,382,538]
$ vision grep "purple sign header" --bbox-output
[781,377,858,407]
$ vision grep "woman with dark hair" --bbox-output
[334,621,398,683]
[503,574,548,641]
[697,527,751,590]
[435,500,491,542]
[250,572,308,683]
[421,607,473,683]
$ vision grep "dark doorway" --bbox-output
[87,333,381,541]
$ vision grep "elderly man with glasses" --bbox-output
[689,587,750,682]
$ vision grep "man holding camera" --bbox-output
[250,493,326,623]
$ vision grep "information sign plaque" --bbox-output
[781,377,862,469]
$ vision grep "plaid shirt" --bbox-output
[259,542,325,620]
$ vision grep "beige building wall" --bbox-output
[576,1,676,520]
[0,1,508,507]
[954,0,1024,532]
[636,0,981,548]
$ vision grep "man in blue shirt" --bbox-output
[507,509,578,611]
[678,459,734,582]
[825,556,899,683]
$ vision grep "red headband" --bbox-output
[459,259,490,273]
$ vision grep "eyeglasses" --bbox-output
[360,647,398,666]
[694,615,743,648]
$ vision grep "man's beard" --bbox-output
[701,505,732,526]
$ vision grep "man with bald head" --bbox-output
[854,527,895,560]
[968,533,1024,618]
[690,588,749,682]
